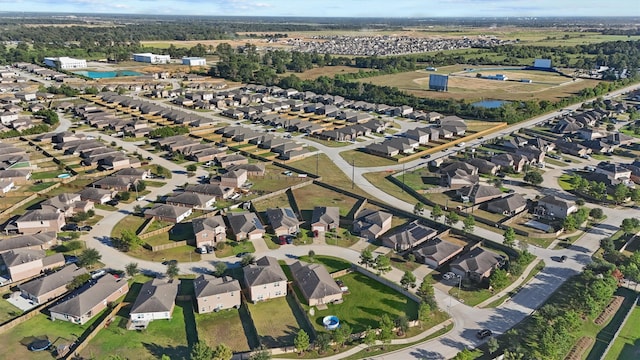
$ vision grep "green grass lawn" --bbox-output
[247,296,309,348]
[339,149,398,167]
[324,229,360,248]
[558,174,575,191]
[94,203,118,212]
[214,241,256,258]
[362,171,422,205]
[31,170,66,180]
[292,184,358,217]
[389,252,420,272]
[195,309,252,352]
[110,215,146,238]
[2,309,108,360]
[127,245,201,263]
[545,158,569,168]
[304,272,420,334]
[80,301,192,360]
[604,301,640,360]
[286,153,369,198]
[0,288,23,324]
[25,182,57,192]
[306,137,352,148]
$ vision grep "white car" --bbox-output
[442,272,455,280]
[91,269,106,279]
[136,196,145,201]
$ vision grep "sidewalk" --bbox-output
[271,319,454,360]
[475,258,543,308]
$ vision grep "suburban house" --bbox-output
[15,210,66,234]
[49,275,129,325]
[0,232,57,254]
[0,249,65,282]
[265,208,301,237]
[440,162,479,189]
[413,238,465,268]
[193,275,241,313]
[290,261,343,306]
[226,212,265,241]
[220,169,248,188]
[129,279,179,330]
[467,159,500,175]
[352,209,393,240]
[39,193,93,217]
[535,195,577,219]
[19,264,88,305]
[192,216,226,248]
[91,176,135,192]
[450,247,503,282]
[486,194,528,215]
[404,127,431,145]
[243,256,288,303]
[144,204,193,223]
[456,184,503,205]
[0,169,31,185]
[554,140,591,157]
[595,162,632,181]
[165,192,215,209]
[491,153,528,173]
[185,183,235,200]
[310,206,340,233]
[381,220,438,251]
[79,187,116,204]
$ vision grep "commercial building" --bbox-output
[43,57,87,70]
[182,57,207,66]
[133,53,171,64]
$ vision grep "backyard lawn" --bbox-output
[604,300,640,360]
[195,309,254,352]
[214,241,256,258]
[127,245,201,263]
[252,192,292,212]
[80,301,192,360]
[339,149,398,167]
[362,171,422,205]
[287,154,369,198]
[247,296,311,348]
[304,272,420,333]
[293,184,358,217]
[110,215,146,238]
[296,255,352,273]
[0,288,22,324]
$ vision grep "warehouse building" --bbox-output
[133,53,171,64]
[43,57,87,70]
[182,57,207,66]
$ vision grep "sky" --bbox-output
[0,0,638,17]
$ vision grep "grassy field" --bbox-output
[362,171,425,205]
[247,296,310,348]
[195,309,252,352]
[303,272,419,333]
[214,241,256,258]
[604,300,640,360]
[286,153,369,198]
[0,288,22,324]
[252,192,292,212]
[286,65,363,80]
[296,255,352,273]
[110,215,146,238]
[292,184,358,217]
[339,149,398,167]
[80,301,192,360]
[127,245,201,263]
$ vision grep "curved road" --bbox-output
[54,82,640,359]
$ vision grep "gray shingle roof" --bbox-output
[192,216,225,234]
[383,220,437,249]
[144,204,191,219]
[450,247,502,275]
[193,275,241,298]
[1,248,45,266]
[266,208,300,229]
[311,207,340,227]
[0,232,56,253]
[290,261,342,301]
[413,238,463,263]
[227,212,264,236]
[165,192,215,207]
[19,264,88,297]
[244,256,287,287]
[130,279,178,315]
[49,275,128,318]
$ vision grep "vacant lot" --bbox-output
[292,184,358,217]
[248,296,310,348]
[304,272,419,333]
[195,309,253,352]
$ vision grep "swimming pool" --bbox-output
[74,70,142,79]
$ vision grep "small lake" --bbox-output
[74,70,142,79]
[472,99,510,109]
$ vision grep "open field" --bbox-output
[287,153,369,198]
[286,65,364,80]
[355,68,602,102]
[195,309,253,352]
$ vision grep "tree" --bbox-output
[417,278,436,307]
[133,205,143,215]
[119,229,143,251]
[503,227,516,248]
[489,268,509,290]
[590,208,604,220]
[431,204,443,221]
[395,315,409,335]
[378,314,394,348]
[406,253,416,263]
[613,183,630,204]
[418,303,431,329]
[621,218,640,234]
[445,211,460,226]
[333,323,351,348]
[60,240,82,252]
[166,262,179,279]
[212,343,233,360]
[359,248,374,268]
[487,337,499,354]
[315,332,331,354]
[249,349,271,360]
[78,248,101,268]
[631,188,640,202]
[413,202,424,215]
[375,255,391,275]
[125,262,139,277]
[453,348,482,360]
[186,164,197,172]
[66,273,91,290]
[463,215,475,233]
[294,329,310,354]
[214,262,227,277]
[400,271,417,289]
[190,341,213,360]
[241,254,256,267]
[308,250,316,260]
[563,215,578,232]
[523,171,543,186]
[119,191,131,201]
[363,326,377,348]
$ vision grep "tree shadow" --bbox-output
[142,343,189,360]
[409,347,446,359]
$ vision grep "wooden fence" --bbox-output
[65,302,127,360]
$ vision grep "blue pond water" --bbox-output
[74,70,142,79]
[472,99,510,109]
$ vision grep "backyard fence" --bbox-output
[0,193,38,219]
[353,265,421,303]
[65,302,127,360]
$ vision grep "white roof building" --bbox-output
[133,53,171,64]
[43,57,87,70]
[182,57,207,66]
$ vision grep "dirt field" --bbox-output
[357,67,602,102]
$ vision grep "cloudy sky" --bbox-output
[0,0,637,17]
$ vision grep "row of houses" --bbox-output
[214,126,312,160]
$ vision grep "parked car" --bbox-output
[79,225,93,232]
[197,246,208,254]
[236,252,251,258]
[136,196,145,201]
[476,329,492,339]
[106,199,119,206]
[64,255,79,265]
[63,223,79,231]
[147,156,153,160]
[560,255,568,263]
[442,272,456,280]
[90,269,106,279]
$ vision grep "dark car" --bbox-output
[560,255,568,263]
[79,225,93,232]
[236,252,250,258]
[162,259,178,266]
[106,199,119,206]
[64,255,79,265]
[63,223,79,231]
[477,329,492,339]
[147,156,153,160]
[421,154,431,159]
